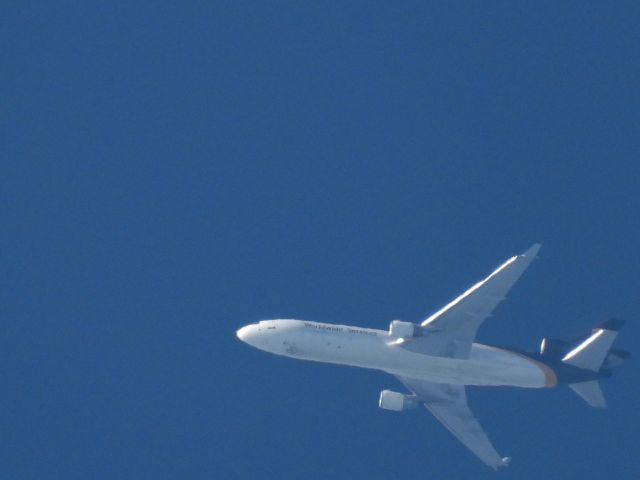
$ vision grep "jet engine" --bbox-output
[539,338,569,358]
[378,390,418,411]
[389,320,418,338]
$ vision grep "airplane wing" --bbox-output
[396,376,510,469]
[416,244,541,359]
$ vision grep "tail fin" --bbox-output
[562,319,625,372]
[569,380,607,408]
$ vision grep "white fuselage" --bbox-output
[237,319,555,388]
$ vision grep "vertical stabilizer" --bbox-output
[562,319,624,371]
[569,381,607,409]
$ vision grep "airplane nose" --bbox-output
[236,325,251,342]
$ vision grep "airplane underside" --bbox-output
[237,245,628,468]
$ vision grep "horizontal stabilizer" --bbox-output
[562,319,624,371]
[569,381,607,409]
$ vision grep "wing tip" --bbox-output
[490,456,511,470]
[521,243,542,258]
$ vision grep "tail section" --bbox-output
[602,347,631,369]
[559,319,626,409]
[569,381,607,409]
[561,319,625,372]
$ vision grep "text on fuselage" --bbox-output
[304,322,378,336]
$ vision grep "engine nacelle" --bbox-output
[389,320,417,338]
[540,338,569,358]
[378,390,418,411]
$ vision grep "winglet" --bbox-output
[491,456,511,470]
[521,243,542,258]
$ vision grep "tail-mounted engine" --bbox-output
[378,390,418,411]
[541,337,630,368]
[539,338,569,359]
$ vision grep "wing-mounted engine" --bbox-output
[388,320,422,345]
[378,390,418,411]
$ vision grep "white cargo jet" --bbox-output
[236,245,628,468]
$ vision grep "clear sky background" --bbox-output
[3,2,639,479]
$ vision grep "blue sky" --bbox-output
[3,2,639,478]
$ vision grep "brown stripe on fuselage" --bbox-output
[485,345,558,387]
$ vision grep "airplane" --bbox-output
[236,244,628,468]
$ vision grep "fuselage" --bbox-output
[236,319,558,388]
